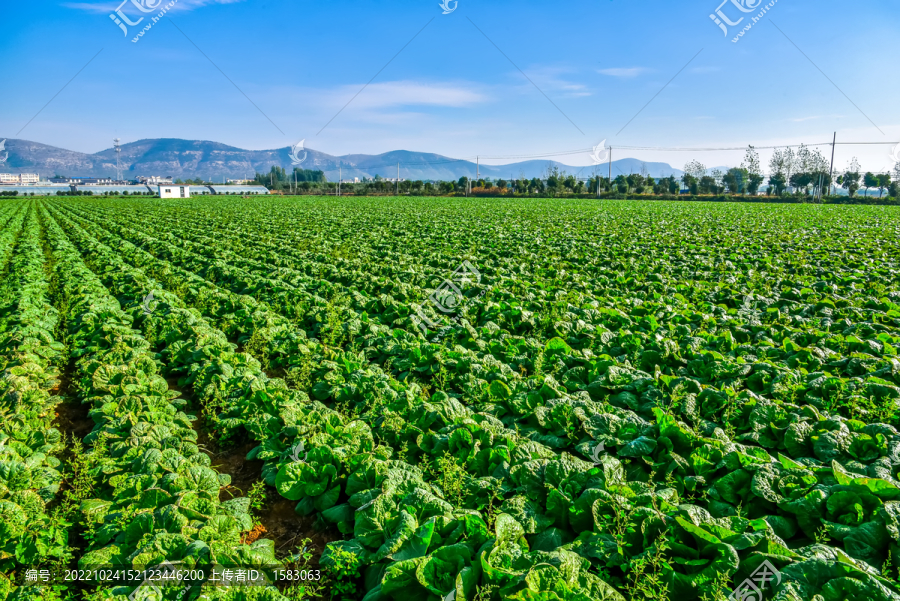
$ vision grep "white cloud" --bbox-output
[326,81,488,110]
[597,67,648,78]
[62,0,244,14]
[507,66,592,98]
[789,114,844,123]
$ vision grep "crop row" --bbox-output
[0,207,70,598]
[0,204,26,278]
[35,205,285,601]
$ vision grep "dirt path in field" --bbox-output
[52,369,94,440]
[50,361,95,599]
[194,413,340,563]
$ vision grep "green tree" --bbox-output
[626,174,645,193]
[876,173,891,198]
[747,174,764,195]
[863,172,879,197]
[724,167,750,194]
[681,174,698,194]
[546,175,560,195]
[838,158,862,198]
[789,172,814,195]
[768,173,787,195]
[666,176,679,194]
[809,170,832,198]
[838,172,861,197]
[889,180,900,199]
[698,176,716,195]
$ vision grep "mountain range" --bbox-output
[0,138,686,182]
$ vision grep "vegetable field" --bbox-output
[4,196,900,601]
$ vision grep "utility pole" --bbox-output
[608,148,613,180]
[339,165,341,197]
[477,156,479,180]
[829,132,837,196]
[113,138,121,182]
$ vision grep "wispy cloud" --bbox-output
[597,67,649,78]
[790,114,850,123]
[325,81,488,110]
[62,0,244,14]
[510,66,592,98]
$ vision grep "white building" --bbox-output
[138,176,174,185]
[226,179,252,184]
[0,173,39,184]
[158,185,190,198]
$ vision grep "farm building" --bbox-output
[159,184,190,198]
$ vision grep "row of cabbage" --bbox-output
[0,206,71,598]
[14,206,286,601]
[44,201,900,599]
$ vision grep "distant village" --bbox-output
[0,173,268,196]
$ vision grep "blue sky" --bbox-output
[2,0,898,173]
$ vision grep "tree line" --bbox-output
[247,145,900,199]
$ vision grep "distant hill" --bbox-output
[0,138,686,182]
